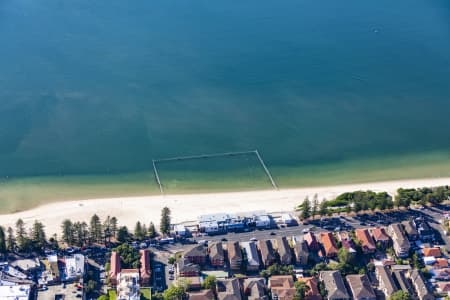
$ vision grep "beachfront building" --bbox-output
[258,240,276,267]
[346,274,376,300]
[241,241,261,271]
[110,251,121,286]
[355,229,376,254]
[117,270,140,300]
[174,224,187,237]
[64,254,85,281]
[281,214,296,226]
[388,223,410,258]
[320,271,350,300]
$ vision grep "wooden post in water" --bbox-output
[254,150,278,190]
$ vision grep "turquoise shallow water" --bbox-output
[0,0,450,206]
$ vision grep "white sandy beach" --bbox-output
[0,177,449,236]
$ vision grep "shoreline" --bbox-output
[0,177,449,236]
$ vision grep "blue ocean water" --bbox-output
[0,0,449,181]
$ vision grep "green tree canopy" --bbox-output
[160,207,171,235]
[389,290,411,300]
[202,275,217,290]
[294,281,311,300]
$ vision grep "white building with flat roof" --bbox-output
[65,254,85,281]
[0,284,31,300]
[174,224,187,236]
[117,270,140,300]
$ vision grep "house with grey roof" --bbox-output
[257,240,276,268]
[320,271,350,300]
[388,223,410,258]
[346,274,376,300]
[375,266,398,298]
[217,278,242,300]
[410,270,434,300]
[241,241,261,271]
[275,237,292,265]
[243,278,268,300]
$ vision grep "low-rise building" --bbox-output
[293,240,309,266]
[320,232,338,258]
[304,232,320,252]
[375,266,398,298]
[258,240,276,268]
[140,249,151,286]
[388,223,410,258]
[355,229,376,254]
[432,268,450,281]
[217,278,242,300]
[281,214,296,226]
[410,269,434,300]
[184,245,207,265]
[174,224,187,237]
[110,251,121,286]
[64,254,85,281]
[241,241,261,271]
[227,241,243,271]
[370,227,391,248]
[117,269,140,300]
[209,242,225,267]
[320,271,350,300]
[346,274,376,300]
[297,277,321,300]
[187,289,215,300]
[269,275,296,300]
[423,247,442,258]
[402,220,419,241]
[434,258,448,269]
[337,232,357,255]
[392,270,414,295]
[417,221,435,241]
[0,284,31,300]
[243,278,268,300]
[275,237,292,265]
[177,259,201,277]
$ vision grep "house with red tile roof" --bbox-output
[269,275,296,300]
[140,249,151,286]
[370,227,390,248]
[423,247,442,258]
[109,251,121,286]
[434,258,449,269]
[319,232,338,258]
[355,229,376,254]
